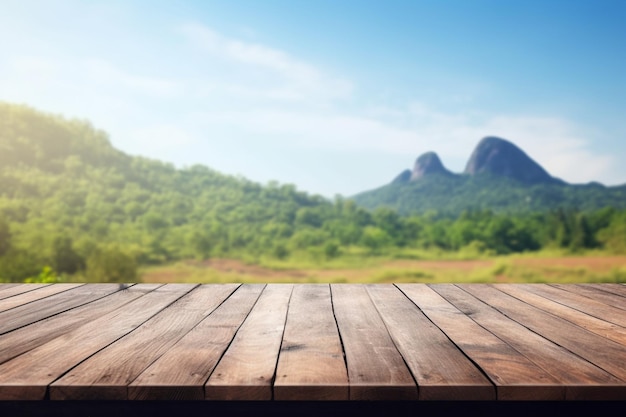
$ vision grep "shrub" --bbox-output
[86,246,137,283]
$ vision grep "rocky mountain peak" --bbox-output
[463,136,555,184]
[410,151,453,180]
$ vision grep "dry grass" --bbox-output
[138,254,626,284]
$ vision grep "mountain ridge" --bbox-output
[352,136,626,215]
[463,136,565,185]
[393,136,570,186]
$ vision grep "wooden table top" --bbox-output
[0,283,624,401]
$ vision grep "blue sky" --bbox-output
[1,0,625,197]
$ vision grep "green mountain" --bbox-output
[353,137,626,216]
[0,102,348,281]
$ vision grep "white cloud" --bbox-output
[181,23,316,79]
[180,23,353,102]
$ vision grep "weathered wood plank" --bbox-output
[0,284,20,291]
[274,284,349,400]
[0,283,623,402]
[0,284,195,400]
[431,284,626,400]
[0,284,124,335]
[331,284,418,400]
[128,284,264,400]
[0,284,160,365]
[205,284,293,400]
[495,284,626,344]
[518,283,626,326]
[459,284,626,381]
[551,284,626,311]
[0,283,83,314]
[0,284,47,301]
[367,285,494,400]
[397,284,563,400]
[581,283,626,299]
[50,284,239,400]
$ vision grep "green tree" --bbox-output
[569,214,594,251]
[0,248,43,282]
[51,236,85,274]
[323,241,341,259]
[86,246,137,283]
[0,216,10,256]
[361,226,391,254]
[272,243,289,260]
[189,230,213,260]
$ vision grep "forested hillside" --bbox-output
[1,102,625,282]
[353,173,626,216]
[353,137,626,215]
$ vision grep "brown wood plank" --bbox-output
[331,284,418,400]
[0,284,195,400]
[431,284,626,400]
[459,284,626,381]
[520,284,626,326]
[205,284,293,400]
[0,284,44,301]
[367,285,494,400]
[582,283,626,298]
[0,284,160,365]
[128,284,264,400]
[551,284,626,311]
[50,284,239,400]
[274,284,349,400]
[397,284,563,400]
[0,284,20,291]
[495,284,626,344]
[0,284,126,335]
[0,283,83,314]
[0,283,623,402]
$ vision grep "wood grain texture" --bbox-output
[0,284,194,400]
[397,284,563,400]
[0,284,125,335]
[495,284,626,345]
[0,284,50,301]
[550,284,626,311]
[0,283,83,314]
[459,284,626,381]
[0,284,623,402]
[50,284,238,400]
[205,284,293,400]
[0,284,20,291]
[0,284,161,365]
[274,284,348,400]
[128,284,264,400]
[367,285,494,400]
[581,283,626,298]
[331,284,418,400]
[512,283,626,327]
[431,284,626,400]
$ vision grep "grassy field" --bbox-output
[138,251,626,284]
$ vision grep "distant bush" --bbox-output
[323,241,340,259]
[0,249,43,282]
[86,246,137,283]
[272,243,289,260]
[24,266,60,283]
